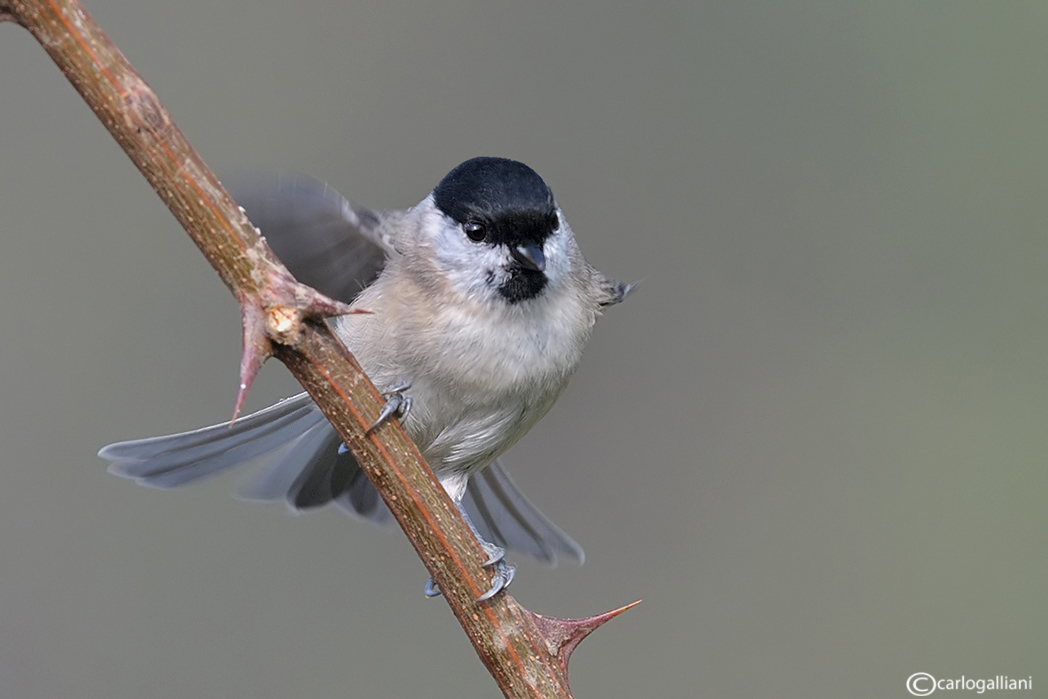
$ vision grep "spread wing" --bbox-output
[227,171,393,304]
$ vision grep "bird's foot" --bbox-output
[476,557,516,602]
[423,542,516,602]
[366,382,412,435]
[335,383,412,454]
[340,383,413,452]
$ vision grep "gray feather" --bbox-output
[102,396,582,565]
[102,165,604,572]
[335,469,394,525]
[100,395,318,488]
[226,171,390,304]
[462,461,585,566]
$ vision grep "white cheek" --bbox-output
[440,239,505,296]
[425,223,510,300]
[539,230,574,288]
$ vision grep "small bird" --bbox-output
[100,157,630,600]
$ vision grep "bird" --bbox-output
[99,157,630,600]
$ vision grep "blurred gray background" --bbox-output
[1,1,1045,697]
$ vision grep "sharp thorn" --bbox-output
[232,303,272,426]
[302,293,363,319]
[273,271,364,320]
[522,599,641,667]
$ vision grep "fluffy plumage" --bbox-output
[100,158,628,588]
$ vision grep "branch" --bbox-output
[1,1,637,696]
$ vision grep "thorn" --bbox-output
[521,600,641,669]
[301,292,361,320]
[269,268,362,321]
[232,303,271,425]
[227,264,368,426]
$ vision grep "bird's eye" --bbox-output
[549,213,560,230]
[463,222,487,242]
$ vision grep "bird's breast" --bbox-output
[336,279,594,473]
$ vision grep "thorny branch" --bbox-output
[1,1,637,696]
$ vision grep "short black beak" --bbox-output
[511,243,546,272]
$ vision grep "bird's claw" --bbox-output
[479,541,506,568]
[476,559,516,602]
[422,543,515,601]
[365,382,412,435]
[423,577,442,598]
[336,383,412,453]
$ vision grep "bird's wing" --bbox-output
[227,171,393,304]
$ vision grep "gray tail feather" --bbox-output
[99,394,321,488]
[101,397,583,565]
[461,461,585,566]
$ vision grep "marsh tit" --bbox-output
[100,157,630,600]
